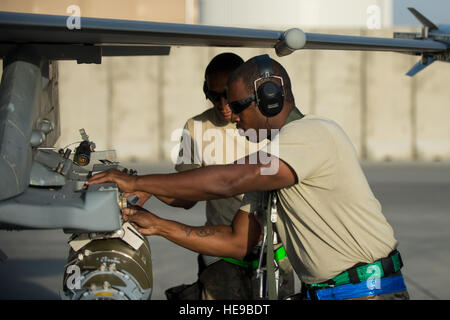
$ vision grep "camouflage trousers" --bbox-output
[198,254,295,300]
[165,254,295,300]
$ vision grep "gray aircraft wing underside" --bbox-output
[0,10,449,60]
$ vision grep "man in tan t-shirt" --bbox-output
[87,55,409,300]
[171,52,294,299]
[131,53,294,299]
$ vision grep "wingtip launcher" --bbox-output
[275,28,306,57]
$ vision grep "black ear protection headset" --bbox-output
[254,54,285,117]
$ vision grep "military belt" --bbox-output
[306,250,404,289]
[220,245,287,269]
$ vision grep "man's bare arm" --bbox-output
[135,156,296,201]
[156,195,197,210]
[87,153,296,202]
[124,207,261,259]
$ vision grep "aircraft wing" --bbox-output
[0,11,282,59]
[0,10,448,60]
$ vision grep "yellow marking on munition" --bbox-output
[94,292,114,297]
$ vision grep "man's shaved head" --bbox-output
[205,52,244,78]
[227,56,295,105]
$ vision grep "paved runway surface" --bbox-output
[0,161,449,300]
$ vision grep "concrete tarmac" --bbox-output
[0,161,449,300]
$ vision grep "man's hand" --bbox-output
[122,206,161,236]
[86,168,138,193]
[122,205,260,260]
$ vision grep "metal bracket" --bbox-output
[0,44,102,64]
[69,222,145,252]
[0,44,171,64]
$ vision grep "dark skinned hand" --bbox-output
[85,168,138,193]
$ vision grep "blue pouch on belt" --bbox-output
[306,274,407,300]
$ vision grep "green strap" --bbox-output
[309,252,403,288]
[274,245,287,262]
[333,252,403,286]
[220,257,252,269]
[266,191,277,300]
[392,252,403,272]
[220,246,287,269]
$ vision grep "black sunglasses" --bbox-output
[206,90,227,103]
[228,95,256,114]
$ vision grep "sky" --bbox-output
[394,0,450,26]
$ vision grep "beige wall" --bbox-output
[53,28,450,163]
[0,0,193,23]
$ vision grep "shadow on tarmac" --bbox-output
[0,258,66,299]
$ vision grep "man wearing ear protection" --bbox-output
[87,55,409,300]
[170,52,295,300]
[123,53,294,300]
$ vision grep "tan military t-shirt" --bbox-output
[240,114,397,284]
[175,107,260,226]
